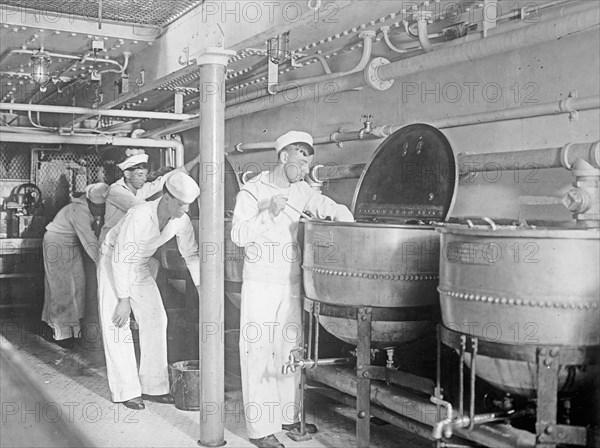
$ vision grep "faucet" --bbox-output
[431,395,524,439]
[358,114,374,139]
[282,347,305,374]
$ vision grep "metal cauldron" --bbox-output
[303,220,440,346]
[437,220,600,396]
[303,124,458,347]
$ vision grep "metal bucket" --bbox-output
[169,360,200,411]
[224,217,243,308]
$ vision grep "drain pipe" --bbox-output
[0,132,185,167]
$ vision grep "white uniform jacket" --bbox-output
[230,171,354,283]
[99,175,169,243]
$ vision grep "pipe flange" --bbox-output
[364,57,394,91]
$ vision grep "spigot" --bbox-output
[282,347,305,374]
[358,114,374,139]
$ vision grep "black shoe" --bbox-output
[282,421,318,434]
[122,397,145,410]
[249,435,285,448]
[141,393,174,404]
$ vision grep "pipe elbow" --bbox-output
[432,419,451,439]
[416,15,434,53]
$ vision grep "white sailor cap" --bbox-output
[117,153,149,170]
[85,182,109,205]
[274,131,313,153]
[165,171,200,204]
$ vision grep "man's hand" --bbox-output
[269,195,287,217]
[112,298,132,328]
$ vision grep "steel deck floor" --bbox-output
[0,316,431,448]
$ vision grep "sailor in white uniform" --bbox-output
[231,131,354,448]
[97,171,200,410]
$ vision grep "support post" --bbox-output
[356,307,372,447]
[196,47,234,448]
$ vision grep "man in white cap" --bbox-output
[42,183,108,346]
[99,150,201,243]
[231,130,354,448]
[97,171,200,409]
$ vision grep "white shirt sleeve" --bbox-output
[175,216,200,287]
[303,185,354,222]
[230,186,280,248]
[112,209,153,298]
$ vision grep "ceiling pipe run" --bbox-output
[0,102,196,121]
[371,6,600,88]
[145,72,366,138]
[146,5,598,138]
[227,31,375,107]
[0,132,184,166]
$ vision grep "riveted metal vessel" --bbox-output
[303,124,458,346]
[437,220,600,396]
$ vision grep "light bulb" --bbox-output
[31,51,51,86]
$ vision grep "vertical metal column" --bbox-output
[535,347,560,448]
[356,307,372,448]
[197,47,234,448]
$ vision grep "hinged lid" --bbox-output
[351,124,458,223]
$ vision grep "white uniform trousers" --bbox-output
[97,256,168,402]
[239,279,302,439]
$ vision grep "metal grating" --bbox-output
[0,0,204,27]
[0,146,31,180]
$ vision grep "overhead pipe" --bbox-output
[146,72,366,138]
[148,6,599,137]
[226,92,599,159]
[373,94,600,137]
[226,31,374,107]
[225,3,599,119]
[372,7,600,86]
[308,141,599,183]
[457,141,600,174]
[415,13,434,53]
[0,132,184,167]
[381,26,411,54]
[229,126,380,154]
[267,31,375,95]
[227,7,599,122]
[5,48,128,72]
[0,102,196,121]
